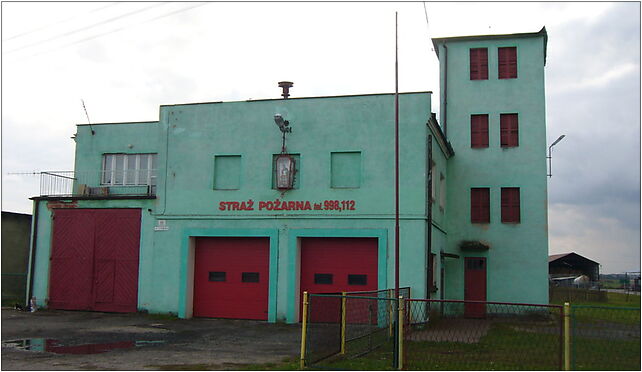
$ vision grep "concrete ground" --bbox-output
[1,308,301,370]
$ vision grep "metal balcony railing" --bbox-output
[39,170,156,197]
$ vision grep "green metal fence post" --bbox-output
[563,302,571,371]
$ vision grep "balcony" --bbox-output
[39,170,156,198]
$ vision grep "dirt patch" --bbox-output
[2,308,301,370]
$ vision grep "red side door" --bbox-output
[300,237,378,322]
[49,209,141,313]
[193,237,270,320]
[464,257,487,318]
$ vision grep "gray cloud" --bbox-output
[545,3,640,235]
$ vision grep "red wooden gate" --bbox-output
[49,209,141,313]
[464,257,487,318]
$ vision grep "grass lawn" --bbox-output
[300,317,640,371]
[552,291,641,308]
[320,324,561,370]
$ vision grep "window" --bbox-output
[500,114,519,147]
[471,188,490,223]
[466,257,486,270]
[314,273,333,285]
[214,155,241,190]
[439,174,446,210]
[242,272,259,283]
[331,151,361,188]
[471,114,489,148]
[348,274,367,286]
[209,271,226,282]
[429,253,437,293]
[498,47,517,79]
[102,153,157,186]
[501,187,520,223]
[430,161,436,202]
[470,48,488,80]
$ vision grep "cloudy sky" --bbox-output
[2,2,639,273]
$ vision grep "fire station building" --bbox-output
[27,28,549,322]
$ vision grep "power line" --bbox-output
[2,3,120,42]
[423,2,430,31]
[17,3,209,60]
[4,3,168,55]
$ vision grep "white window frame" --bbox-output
[101,153,157,186]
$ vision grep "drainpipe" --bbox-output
[25,199,40,308]
[442,43,448,138]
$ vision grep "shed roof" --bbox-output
[548,252,599,265]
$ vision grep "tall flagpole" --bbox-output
[394,11,400,299]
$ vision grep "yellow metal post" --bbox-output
[340,292,347,355]
[389,289,394,337]
[300,291,309,370]
[563,302,571,371]
[398,296,404,370]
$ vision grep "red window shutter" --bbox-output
[500,114,519,147]
[471,188,490,223]
[501,187,520,223]
[471,114,489,148]
[470,48,488,80]
[498,47,517,79]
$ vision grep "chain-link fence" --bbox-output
[300,295,640,370]
[571,305,640,370]
[302,288,409,369]
[403,299,563,370]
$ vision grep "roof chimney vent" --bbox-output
[278,81,293,99]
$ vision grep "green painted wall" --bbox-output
[435,31,549,304]
[31,92,451,322]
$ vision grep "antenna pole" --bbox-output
[81,99,95,135]
[394,11,400,299]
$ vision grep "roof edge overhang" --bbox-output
[160,91,433,108]
[30,195,157,201]
[431,27,548,65]
[427,114,455,159]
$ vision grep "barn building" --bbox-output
[27,28,549,322]
[549,252,600,282]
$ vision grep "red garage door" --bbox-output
[193,237,269,320]
[49,209,141,313]
[300,237,378,321]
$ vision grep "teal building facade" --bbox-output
[28,29,549,322]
